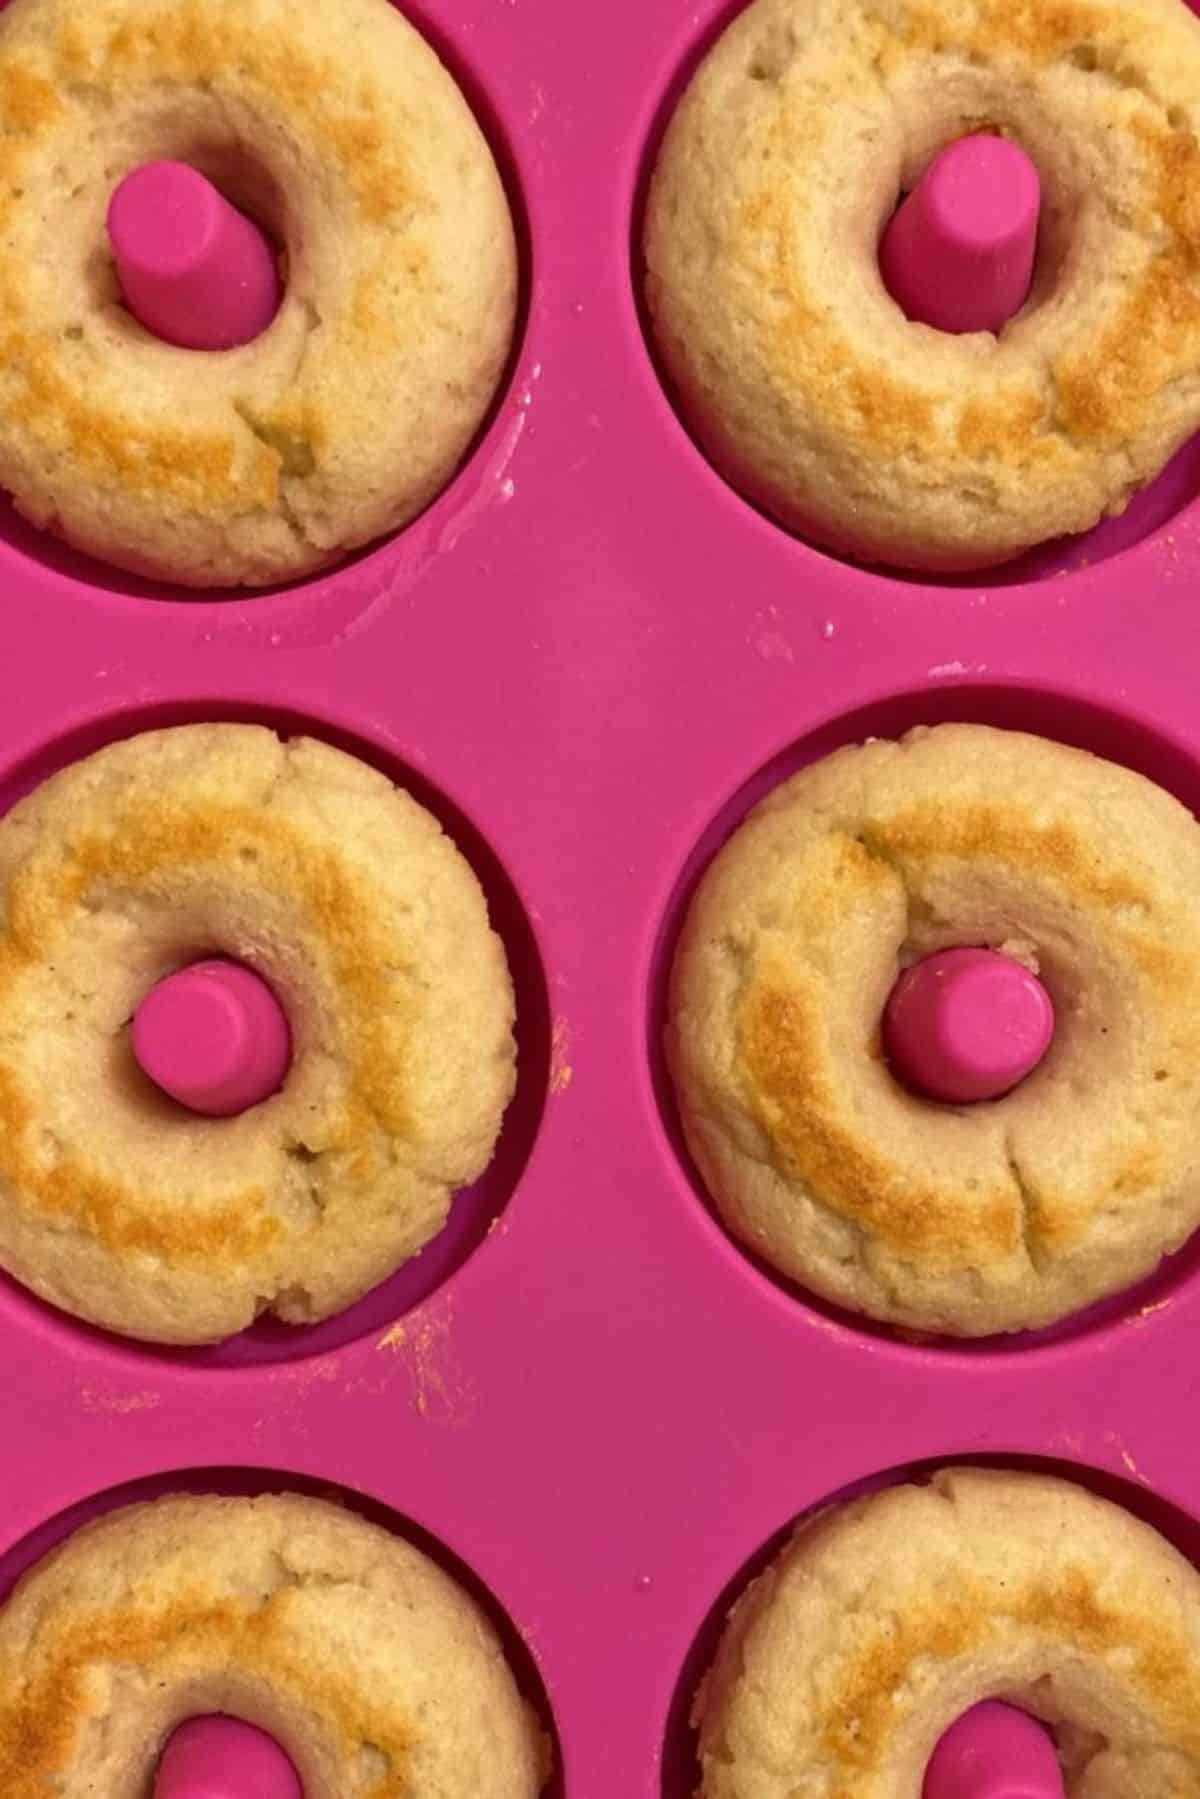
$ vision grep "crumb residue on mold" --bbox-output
[799,1308,849,1340]
[550,1016,573,1094]
[750,603,794,664]
[377,1300,476,1424]
[1127,1297,1171,1327]
[267,1356,341,1393]
[80,1385,161,1415]
[1104,1431,1151,1485]
[927,659,994,677]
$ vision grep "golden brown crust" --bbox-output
[0,0,517,586]
[697,1470,1200,1798]
[0,801,412,1260]
[0,726,516,1344]
[668,724,1200,1334]
[738,972,1019,1265]
[0,1494,548,1798]
[644,0,1200,569]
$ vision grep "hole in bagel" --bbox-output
[104,142,288,352]
[127,955,294,1121]
[103,141,288,257]
[882,946,1056,1108]
[878,129,1042,337]
[923,1700,1065,1799]
[152,1715,302,1799]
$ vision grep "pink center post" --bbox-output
[879,133,1041,335]
[155,1716,303,1799]
[132,959,291,1118]
[108,160,282,351]
[923,1701,1065,1799]
[883,947,1055,1105]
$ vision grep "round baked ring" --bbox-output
[0,1493,549,1797]
[696,1468,1200,1798]
[644,0,1200,570]
[0,0,517,588]
[667,724,1200,1336]
[0,724,516,1345]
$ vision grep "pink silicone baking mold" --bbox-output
[4,0,1200,1793]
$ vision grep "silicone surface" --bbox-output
[154,1716,303,1799]
[923,1701,1065,1799]
[880,134,1040,334]
[0,4,1196,1799]
[108,161,282,352]
[132,960,292,1117]
[884,949,1055,1104]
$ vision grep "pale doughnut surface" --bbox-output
[0,1493,549,1797]
[0,0,518,586]
[645,0,1200,569]
[668,724,1200,1334]
[697,1468,1200,1798]
[0,725,517,1344]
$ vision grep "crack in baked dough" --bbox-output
[853,819,959,947]
[1005,1132,1049,1274]
[231,395,320,549]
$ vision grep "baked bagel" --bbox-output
[645,0,1200,569]
[0,0,517,586]
[696,1468,1200,1798]
[0,724,516,1344]
[0,1492,548,1797]
[668,724,1200,1334]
